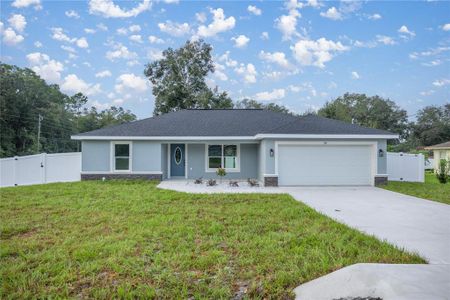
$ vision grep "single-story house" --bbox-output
[425,141,450,173]
[71,109,398,186]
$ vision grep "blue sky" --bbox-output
[1,0,449,119]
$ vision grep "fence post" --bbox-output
[13,156,18,186]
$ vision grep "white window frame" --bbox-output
[111,141,132,172]
[205,144,240,173]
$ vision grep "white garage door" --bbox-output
[278,144,373,186]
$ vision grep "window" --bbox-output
[114,143,130,171]
[174,147,182,165]
[207,144,239,171]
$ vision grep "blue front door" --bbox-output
[170,144,185,177]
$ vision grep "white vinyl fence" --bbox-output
[387,152,424,182]
[0,152,81,187]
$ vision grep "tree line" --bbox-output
[1,40,448,157]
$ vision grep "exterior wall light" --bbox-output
[270,148,274,157]
[378,149,384,157]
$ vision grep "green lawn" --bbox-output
[382,173,450,205]
[1,181,424,299]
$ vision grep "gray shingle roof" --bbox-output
[425,141,450,149]
[74,109,396,137]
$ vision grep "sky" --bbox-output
[1,0,449,119]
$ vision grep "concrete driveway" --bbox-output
[282,186,450,264]
[158,181,450,299]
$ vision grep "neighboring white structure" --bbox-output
[0,152,81,187]
[387,152,424,182]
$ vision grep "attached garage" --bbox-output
[276,142,376,186]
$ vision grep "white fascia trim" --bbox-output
[72,134,399,141]
[71,135,255,141]
[81,171,163,175]
[263,173,278,177]
[375,174,389,177]
[255,134,399,140]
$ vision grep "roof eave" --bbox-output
[71,134,399,141]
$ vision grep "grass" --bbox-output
[382,172,450,205]
[1,181,424,299]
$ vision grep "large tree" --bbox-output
[144,40,233,115]
[0,63,136,157]
[318,93,409,138]
[413,104,450,146]
[235,98,292,114]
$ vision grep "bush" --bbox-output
[436,159,449,184]
[207,179,216,186]
[216,168,226,183]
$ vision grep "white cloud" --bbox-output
[275,9,301,40]
[196,8,235,38]
[8,14,27,32]
[116,27,128,35]
[248,5,262,16]
[84,28,96,34]
[291,38,349,68]
[147,49,163,60]
[260,31,269,40]
[196,12,207,23]
[61,45,76,53]
[97,23,108,31]
[26,52,64,83]
[398,25,415,37]
[234,63,257,83]
[88,0,151,18]
[51,27,74,42]
[2,27,24,46]
[420,90,435,96]
[65,10,80,19]
[320,7,342,20]
[351,71,360,79]
[11,0,41,9]
[218,51,238,67]
[148,35,164,44]
[95,70,112,78]
[115,73,149,94]
[106,43,137,61]
[61,74,101,96]
[421,60,442,67]
[254,88,285,101]
[442,24,450,31]
[129,34,143,43]
[376,35,396,45]
[368,13,382,20]
[129,24,141,32]
[432,79,450,87]
[76,37,89,48]
[231,35,250,48]
[158,21,190,36]
[259,51,291,69]
[213,62,228,81]
[162,0,179,3]
[34,41,42,48]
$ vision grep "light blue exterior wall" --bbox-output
[82,140,162,173]
[377,139,387,174]
[161,144,168,179]
[132,141,161,172]
[82,141,110,172]
[186,143,258,179]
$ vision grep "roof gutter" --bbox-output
[71,134,399,141]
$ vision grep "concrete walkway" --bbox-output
[158,181,450,299]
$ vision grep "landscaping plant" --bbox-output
[436,159,449,184]
[206,178,217,186]
[216,167,226,184]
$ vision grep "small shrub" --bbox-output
[194,177,203,184]
[216,168,226,183]
[247,178,259,187]
[207,179,217,186]
[436,159,449,184]
[229,180,239,187]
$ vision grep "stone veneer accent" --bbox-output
[81,173,162,181]
[374,175,388,186]
[264,176,278,187]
